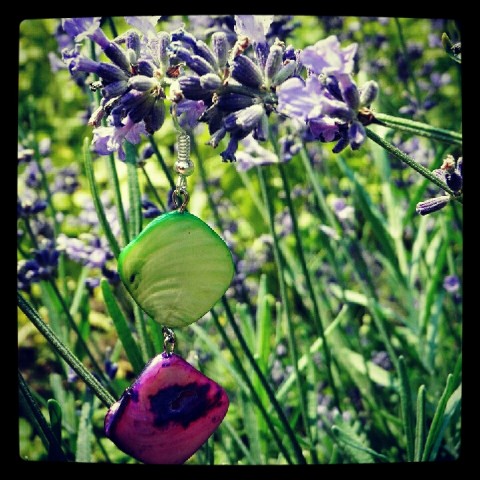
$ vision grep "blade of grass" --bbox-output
[83,138,121,259]
[211,307,299,464]
[374,112,462,146]
[398,355,415,461]
[18,292,116,408]
[421,373,455,461]
[336,154,406,290]
[101,279,144,375]
[18,370,68,461]
[47,399,63,460]
[222,419,256,464]
[257,165,318,461]
[331,425,388,463]
[125,141,143,240]
[277,304,350,401]
[414,384,426,461]
[429,383,461,461]
[76,394,93,462]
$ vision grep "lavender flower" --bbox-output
[17,240,59,291]
[443,275,460,294]
[278,65,378,152]
[300,35,357,76]
[416,155,462,216]
[60,17,178,160]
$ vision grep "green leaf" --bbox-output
[124,141,142,240]
[18,371,67,461]
[374,112,462,145]
[47,399,63,448]
[336,346,394,388]
[75,397,93,462]
[398,356,415,461]
[101,279,144,375]
[337,154,406,289]
[429,383,462,461]
[422,374,455,461]
[331,425,387,463]
[83,138,121,258]
[414,385,426,461]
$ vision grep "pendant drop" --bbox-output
[104,352,229,464]
[118,210,234,328]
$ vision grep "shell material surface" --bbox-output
[104,353,229,464]
[118,210,234,328]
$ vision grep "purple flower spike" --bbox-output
[104,353,229,464]
[300,35,357,75]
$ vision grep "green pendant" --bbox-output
[118,210,234,328]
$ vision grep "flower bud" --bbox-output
[97,62,129,82]
[128,75,158,91]
[231,54,264,89]
[224,104,264,132]
[194,40,217,68]
[338,74,359,111]
[216,93,255,112]
[137,59,155,77]
[144,99,166,134]
[212,32,229,69]
[103,42,131,72]
[156,32,171,74]
[271,61,296,88]
[359,80,379,108]
[265,45,283,85]
[324,75,342,100]
[177,76,212,100]
[200,73,222,90]
[102,80,128,98]
[128,94,156,123]
[445,172,462,193]
[416,196,450,215]
[126,31,141,58]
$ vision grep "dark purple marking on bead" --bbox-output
[149,382,216,429]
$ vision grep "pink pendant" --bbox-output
[104,353,229,464]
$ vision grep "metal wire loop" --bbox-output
[172,187,189,212]
[162,326,176,355]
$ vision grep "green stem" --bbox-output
[220,296,307,464]
[18,292,116,408]
[125,141,143,240]
[366,128,462,202]
[191,137,224,230]
[277,161,340,412]
[256,167,316,462]
[106,153,130,247]
[414,385,426,461]
[83,138,121,258]
[19,370,68,461]
[373,113,462,146]
[210,308,295,465]
[142,165,166,211]
[48,279,112,389]
[398,356,415,461]
[148,135,175,190]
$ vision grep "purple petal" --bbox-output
[300,35,357,75]
[175,99,206,131]
[277,76,324,121]
[234,15,274,43]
